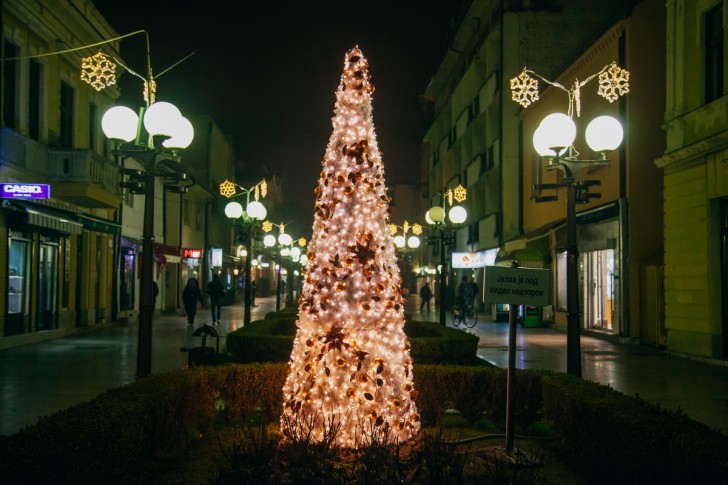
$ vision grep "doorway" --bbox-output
[582,249,615,332]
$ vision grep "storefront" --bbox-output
[3,200,82,337]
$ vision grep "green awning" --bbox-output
[77,213,121,234]
[496,235,550,267]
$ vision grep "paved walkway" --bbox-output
[2,296,728,436]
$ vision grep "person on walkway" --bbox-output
[182,278,204,325]
[468,278,479,310]
[455,275,473,314]
[251,280,258,306]
[419,282,432,312]
[206,274,225,324]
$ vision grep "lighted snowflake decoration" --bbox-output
[80,52,116,91]
[219,179,237,198]
[510,69,539,108]
[411,224,423,236]
[389,224,397,236]
[452,184,467,203]
[298,237,307,247]
[598,62,630,103]
[262,220,273,233]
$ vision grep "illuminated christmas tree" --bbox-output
[280,47,420,448]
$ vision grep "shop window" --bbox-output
[556,250,567,311]
[7,237,30,336]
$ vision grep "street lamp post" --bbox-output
[510,63,629,377]
[221,179,268,325]
[531,113,623,377]
[391,221,422,294]
[424,185,468,326]
[102,101,195,378]
[263,223,293,312]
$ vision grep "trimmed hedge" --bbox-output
[2,364,727,484]
[226,319,480,365]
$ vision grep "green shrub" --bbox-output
[4,363,728,484]
[226,318,481,365]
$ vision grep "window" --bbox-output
[60,81,74,147]
[467,222,479,245]
[183,198,191,226]
[3,40,18,129]
[467,94,480,123]
[29,60,41,140]
[705,3,724,103]
[89,103,97,150]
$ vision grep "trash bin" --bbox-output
[523,306,542,328]
[180,324,219,366]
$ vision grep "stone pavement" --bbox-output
[2,295,728,436]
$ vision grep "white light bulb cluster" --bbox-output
[280,47,420,448]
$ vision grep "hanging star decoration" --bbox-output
[219,180,237,198]
[80,51,117,91]
[510,69,539,108]
[598,62,630,103]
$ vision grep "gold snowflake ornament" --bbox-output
[452,184,467,203]
[219,179,237,198]
[81,52,116,91]
[262,220,273,233]
[598,62,630,103]
[510,69,539,108]
[411,224,423,236]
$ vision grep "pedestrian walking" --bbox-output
[419,282,432,312]
[468,278,479,309]
[206,274,225,324]
[182,278,204,325]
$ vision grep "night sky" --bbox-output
[94,1,466,234]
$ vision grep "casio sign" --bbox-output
[4,185,42,193]
[0,183,50,199]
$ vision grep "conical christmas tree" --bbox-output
[280,47,420,449]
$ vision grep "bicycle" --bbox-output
[451,301,478,328]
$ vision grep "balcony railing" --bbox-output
[48,149,120,193]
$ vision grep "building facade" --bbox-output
[520,0,666,343]
[1,0,122,348]
[655,0,728,358]
[420,0,645,319]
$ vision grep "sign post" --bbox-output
[484,263,550,452]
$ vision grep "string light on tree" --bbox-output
[280,47,420,448]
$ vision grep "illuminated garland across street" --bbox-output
[279,47,420,448]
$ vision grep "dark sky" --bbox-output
[94,1,465,234]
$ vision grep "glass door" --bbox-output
[582,249,615,331]
[37,242,59,331]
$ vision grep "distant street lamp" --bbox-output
[102,100,194,378]
[263,222,294,312]
[222,179,268,325]
[511,62,629,377]
[424,184,468,326]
